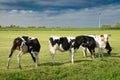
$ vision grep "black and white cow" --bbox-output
[49,36,75,64]
[7,36,41,69]
[74,35,96,59]
[49,35,96,64]
[82,34,112,57]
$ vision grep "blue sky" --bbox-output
[0,0,120,27]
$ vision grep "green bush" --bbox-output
[101,24,111,29]
[114,22,120,28]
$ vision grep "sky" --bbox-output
[0,0,120,27]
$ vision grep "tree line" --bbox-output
[0,22,120,29]
[101,22,120,29]
[0,25,46,28]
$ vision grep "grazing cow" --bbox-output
[83,34,112,57]
[74,35,96,59]
[7,36,41,69]
[49,35,96,64]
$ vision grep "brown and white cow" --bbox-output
[83,34,112,57]
[7,36,41,69]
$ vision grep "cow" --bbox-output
[49,36,75,64]
[6,36,41,69]
[49,35,96,64]
[83,34,112,57]
[74,35,96,59]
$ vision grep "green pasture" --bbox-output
[0,29,120,80]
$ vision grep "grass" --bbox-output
[0,28,120,80]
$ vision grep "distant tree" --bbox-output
[0,25,2,28]
[27,26,36,28]
[9,25,16,28]
[114,22,120,28]
[38,26,46,28]
[101,24,111,29]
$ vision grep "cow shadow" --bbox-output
[39,59,92,67]
[6,59,91,69]
[103,52,120,58]
[39,62,64,66]
[74,59,92,63]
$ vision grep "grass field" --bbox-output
[0,28,120,80]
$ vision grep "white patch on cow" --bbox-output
[66,37,75,42]
[58,44,64,51]
[103,34,110,42]
[29,37,36,40]
[71,41,75,45]
[20,37,26,42]
[20,42,28,53]
[49,40,58,54]
[50,36,60,41]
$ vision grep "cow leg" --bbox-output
[93,49,96,58]
[83,47,87,57]
[50,49,56,64]
[70,52,74,63]
[17,51,23,69]
[98,48,103,57]
[30,53,36,63]
[98,48,101,57]
[35,52,39,67]
[70,48,75,63]
[88,48,94,60]
[51,53,55,64]
[30,51,39,67]
[6,46,16,69]
[101,49,104,57]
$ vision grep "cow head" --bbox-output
[101,34,112,54]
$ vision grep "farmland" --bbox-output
[0,28,120,80]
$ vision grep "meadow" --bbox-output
[0,28,120,80]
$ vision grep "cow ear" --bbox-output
[100,35,104,37]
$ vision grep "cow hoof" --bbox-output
[35,65,38,68]
[18,65,22,69]
[6,66,9,69]
[19,67,22,69]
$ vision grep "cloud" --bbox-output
[34,0,85,6]
[33,0,120,7]
[0,4,120,27]
[0,0,120,10]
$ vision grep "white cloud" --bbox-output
[0,4,120,27]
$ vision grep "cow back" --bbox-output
[75,36,96,49]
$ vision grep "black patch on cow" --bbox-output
[22,36,29,41]
[26,38,40,52]
[49,37,60,47]
[74,36,96,50]
[59,37,70,51]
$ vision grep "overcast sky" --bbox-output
[0,0,120,27]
